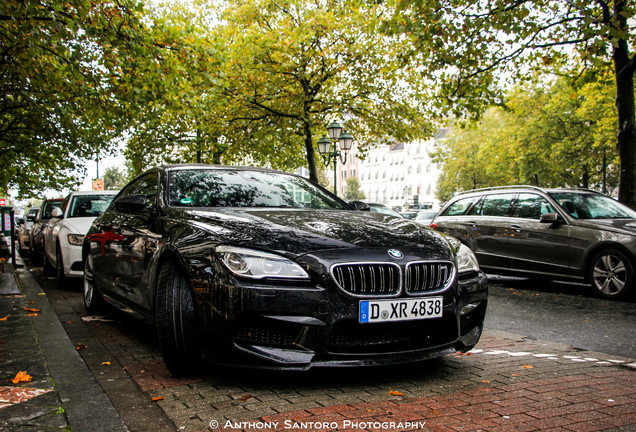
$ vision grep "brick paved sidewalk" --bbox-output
[0,235,128,431]
[45,269,636,432]
[145,332,636,432]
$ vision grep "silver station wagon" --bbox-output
[430,186,636,299]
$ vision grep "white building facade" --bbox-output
[347,131,446,210]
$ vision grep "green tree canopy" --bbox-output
[102,166,128,190]
[387,0,636,206]
[0,0,147,197]
[434,68,619,201]
[214,0,435,183]
[344,176,366,201]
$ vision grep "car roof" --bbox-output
[452,185,603,198]
[161,163,295,177]
[67,190,119,196]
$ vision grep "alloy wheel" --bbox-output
[592,253,627,297]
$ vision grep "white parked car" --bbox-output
[43,190,118,287]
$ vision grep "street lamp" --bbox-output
[317,121,354,196]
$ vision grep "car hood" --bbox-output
[175,208,454,260]
[572,218,636,235]
[62,217,98,234]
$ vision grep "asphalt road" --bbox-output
[484,276,636,359]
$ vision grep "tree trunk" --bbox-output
[303,121,319,183]
[613,0,636,208]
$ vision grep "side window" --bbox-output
[514,193,555,220]
[474,193,516,217]
[118,174,158,207]
[441,196,479,216]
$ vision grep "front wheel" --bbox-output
[42,244,55,276]
[588,249,634,299]
[155,260,201,376]
[83,253,105,314]
[56,246,66,289]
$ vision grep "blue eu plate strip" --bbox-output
[359,301,369,323]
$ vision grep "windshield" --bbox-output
[549,192,636,220]
[41,200,63,219]
[168,169,348,209]
[68,194,116,218]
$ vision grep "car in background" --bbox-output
[431,186,636,299]
[399,210,419,220]
[43,191,118,287]
[16,207,39,254]
[30,198,64,260]
[84,164,487,375]
[367,203,404,218]
[414,209,438,226]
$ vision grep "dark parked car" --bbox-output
[431,186,636,299]
[16,207,39,254]
[30,198,64,259]
[83,164,487,375]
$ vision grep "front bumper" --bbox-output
[60,243,84,278]
[194,265,488,370]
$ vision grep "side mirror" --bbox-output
[540,212,563,224]
[51,207,63,218]
[349,201,370,211]
[115,194,148,213]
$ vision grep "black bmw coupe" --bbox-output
[83,164,487,375]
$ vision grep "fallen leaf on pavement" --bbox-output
[23,307,41,313]
[237,394,254,402]
[481,380,491,384]
[389,390,405,396]
[62,320,73,324]
[11,371,32,384]
[511,373,520,377]
[0,315,9,321]
[76,343,87,350]
[26,313,38,317]
[101,362,111,366]
[38,293,46,296]
[151,397,164,402]
[523,365,534,369]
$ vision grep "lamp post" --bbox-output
[317,121,354,196]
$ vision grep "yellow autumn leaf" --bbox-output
[11,371,32,384]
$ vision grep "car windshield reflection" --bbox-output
[168,169,347,209]
[549,192,636,220]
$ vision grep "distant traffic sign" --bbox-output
[92,179,104,191]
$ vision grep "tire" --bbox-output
[83,253,105,314]
[155,260,201,376]
[42,244,55,276]
[56,246,66,289]
[588,249,634,299]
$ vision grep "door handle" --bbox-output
[510,224,522,232]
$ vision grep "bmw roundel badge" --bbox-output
[388,249,404,259]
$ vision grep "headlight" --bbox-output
[216,245,310,280]
[67,233,85,246]
[456,243,480,273]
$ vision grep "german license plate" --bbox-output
[359,297,443,323]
